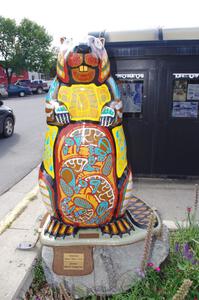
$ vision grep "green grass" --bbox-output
[32,258,46,290]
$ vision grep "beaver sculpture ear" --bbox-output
[99,37,105,47]
[60,37,73,46]
[60,37,66,44]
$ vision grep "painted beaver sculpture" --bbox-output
[39,36,158,238]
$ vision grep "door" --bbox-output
[154,57,199,176]
[112,59,157,175]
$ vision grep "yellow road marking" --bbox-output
[0,186,39,235]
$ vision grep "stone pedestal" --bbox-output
[42,225,169,298]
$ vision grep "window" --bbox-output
[172,73,199,118]
[115,73,144,118]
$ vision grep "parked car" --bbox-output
[0,100,15,137]
[16,79,48,94]
[7,84,32,97]
[0,84,8,99]
[43,80,53,90]
[32,80,49,93]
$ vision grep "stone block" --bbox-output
[42,225,169,298]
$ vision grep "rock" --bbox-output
[42,225,169,298]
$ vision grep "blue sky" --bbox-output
[1,0,199,46]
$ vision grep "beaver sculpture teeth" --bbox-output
[39,35,159,239]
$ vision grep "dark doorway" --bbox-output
[113,59,157,175]
[153,57,199,176]
[112,57,199,177]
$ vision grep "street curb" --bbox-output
[163,220,179,230]
[163,219,199,230]
[0,186,39,235]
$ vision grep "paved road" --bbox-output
[0,95,46,195]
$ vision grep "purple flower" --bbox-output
[192,259,198,265]
[175,242,180,252]
[183,243,194,261]
[184,243,189,253]
[187,251,194,260]
[155,267,161,272]
[183,243,190,258]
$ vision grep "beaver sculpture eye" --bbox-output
[85,53,99,67]
[94,38,103,50]
[68,52,83,67]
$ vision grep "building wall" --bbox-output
[28,71,42,81]
[106,41,199,177]
[0,65,41,84]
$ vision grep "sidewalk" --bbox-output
[0,167,40,220]
[133,177,199,222]
[0,167,45,300]
[0,170,198,299]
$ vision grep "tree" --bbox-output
[0,16,19,84]
[47,47,58,78]
[18,18,53,72]
[0,16,56,84]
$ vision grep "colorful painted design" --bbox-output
[39,179,53,212]
[58,84,111,121]
[56,36,110,85]
[107,77,120,99]
[99,57,110,83]
[57,50,69,83]
[112,125,127,178]
[39,168,55,214]
[43,125,58,178]
[55,124,117,226]
[116,169,133,218]
[120,171,133,214]
[46,77,59,102]
[39,35,159,237]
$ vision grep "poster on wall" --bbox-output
[173,80,188,101]
[187,84,199,100]
[172,101,198,118]
[117,82,143,113]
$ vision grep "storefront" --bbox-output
[92,29,199,177]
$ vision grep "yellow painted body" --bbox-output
[58,83,111,121]
[112,125,127,178]
[43,125,58,178]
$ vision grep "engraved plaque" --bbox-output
[53,246,94,276]
[63,253,84,270]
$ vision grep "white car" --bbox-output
[43,80,53,91]
[0,84,8,98]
